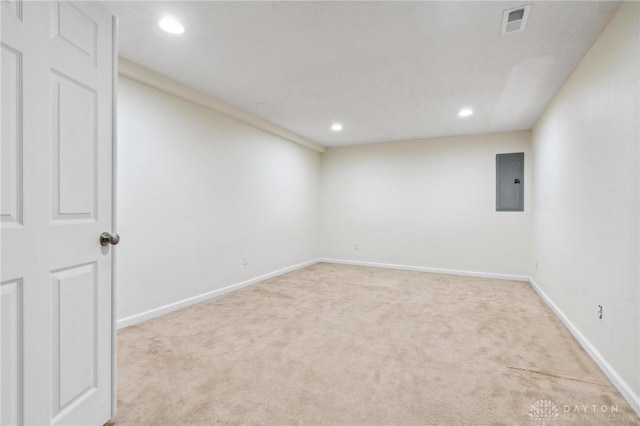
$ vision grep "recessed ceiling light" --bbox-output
[458,108,473,117]
[159,17,185,34]
[331,123,343,132]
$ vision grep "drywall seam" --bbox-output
[320,258,529,281]
[529,277,640,417]
[118,58,326,153]
[117,258,322,329]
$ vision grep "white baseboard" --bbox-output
[529,277,640,416]
[319,258,529,282]
[116,258,321,329]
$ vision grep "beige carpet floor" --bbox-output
[115,263,639,425]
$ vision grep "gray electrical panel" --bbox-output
[496,153,524,211]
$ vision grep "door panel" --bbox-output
[1,2,115,425]
[1,279,23,426]
[51,71,97,221]
[53,1,98,64]
[0,44,23,226]
[51,262,97,414]
[2,0,22,20]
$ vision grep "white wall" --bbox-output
[117,76,321,322]
[531,0,639,403]
[320,131,531,276]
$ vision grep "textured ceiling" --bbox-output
[105,1,620,147]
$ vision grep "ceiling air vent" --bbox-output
[501,5,531,35]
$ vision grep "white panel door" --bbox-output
[1,1,116,425]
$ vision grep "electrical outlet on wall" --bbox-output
[243,255,248,266]
[354,242,359,251]
[598,305,603,319]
